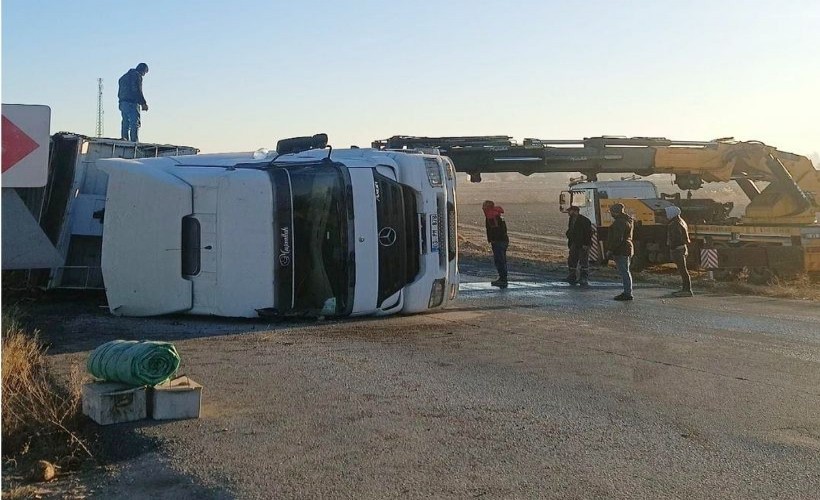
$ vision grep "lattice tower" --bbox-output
[95,78,104,137]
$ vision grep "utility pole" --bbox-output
[95,78,104,137]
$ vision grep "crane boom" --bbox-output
[373,135,820,225]
[373,135,721,185]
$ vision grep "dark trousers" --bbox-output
[491,241,508,280]
[567,245,589,282]
[672,248,692,291]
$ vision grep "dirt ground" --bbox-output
[9,261,820,499]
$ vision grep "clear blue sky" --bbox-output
[3,0,819,157]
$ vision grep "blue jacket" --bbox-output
[118,69,147,106]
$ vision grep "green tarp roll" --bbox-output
[87,340,180,386]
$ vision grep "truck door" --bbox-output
[576,189,598,226]
[560,189,599,225]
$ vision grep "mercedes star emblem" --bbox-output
[378,227,397,247]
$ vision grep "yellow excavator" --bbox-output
[374,136,820,276]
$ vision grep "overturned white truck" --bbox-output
[99,135,459,318]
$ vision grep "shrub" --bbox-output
[1,312,91,472]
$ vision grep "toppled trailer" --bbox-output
[8,133,198,288]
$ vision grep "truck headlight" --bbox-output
[424,158,443,187]
[428,278,446,308]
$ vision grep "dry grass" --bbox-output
[700,271,820,301]
[1,310,91,486]
[0,485,39,500]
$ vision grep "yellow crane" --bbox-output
[375,136,820,276]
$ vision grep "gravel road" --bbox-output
[30,260,820,499]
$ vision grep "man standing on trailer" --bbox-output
[565,205,594,286]
[483,200,509,288]
[666,206,694,297]
[605,203,634,301]
[118,63,149,142]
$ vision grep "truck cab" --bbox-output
[559,179,676,268]
[559,180,659,226]
[99,144,458,318]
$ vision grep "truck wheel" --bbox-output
[713,269,739,282]
[748,267,775,285]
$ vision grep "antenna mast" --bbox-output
[95,78,104,137]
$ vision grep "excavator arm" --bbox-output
[653,141,819,224]
[374,135,820,225]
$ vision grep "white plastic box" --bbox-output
[150,376,202,420]
[82,382,147,425]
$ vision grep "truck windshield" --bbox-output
[272,162,353,316]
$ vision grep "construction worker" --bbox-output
[605,203,634,301]
[483,200,509,288]
[565,205,594,286]
[666,205,693,297]
[118,63,149,142]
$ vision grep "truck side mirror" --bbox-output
[559,192,569,212]
[276,133,329,155]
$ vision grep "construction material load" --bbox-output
[87,340,180,386]
[6,132,198,287]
